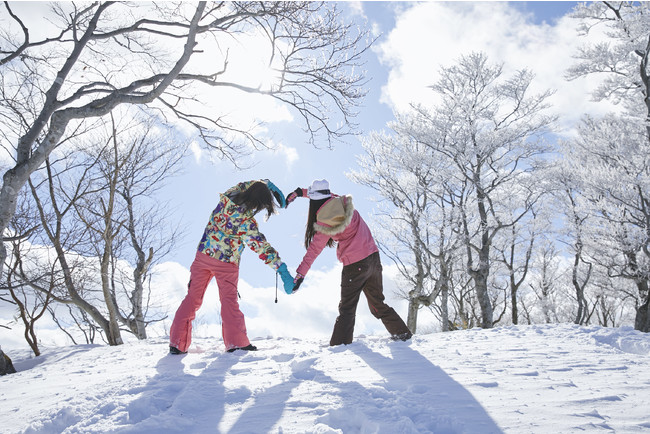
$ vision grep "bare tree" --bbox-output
[74,112,183,340]
[0,189,52,356]
[18,111,183,345]
[4,238,55,356]
[27,152,125,345]
[114,118,182,339]
[0,1,372,281]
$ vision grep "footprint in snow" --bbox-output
[474,381,499,388]
[272,353,294,363]
[290,357,318,380]
[408,383,430,394]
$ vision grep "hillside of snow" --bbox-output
[2,324,650,433]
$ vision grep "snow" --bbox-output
[2,324,650,433]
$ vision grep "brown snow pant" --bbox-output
[330,252,412,346]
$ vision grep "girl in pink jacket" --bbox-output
[169,180,294,354]
[286,179,412,346]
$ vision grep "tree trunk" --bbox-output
[634,279,650,332]
[474,177,494,328]
[1,164,45,276]
[510,282,519,325]
[125,188,153,340]
[474,268,493,328]
[440,273,450,332]
[99,148,124,346]
[635,301,649,332]
[406,296,419,334]
[572,240,591,325]
[474,221,494,327]
[100,250,124,346]
[638,35,650,139]
[406,229,429,334]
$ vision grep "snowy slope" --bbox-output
[2,324,650,433]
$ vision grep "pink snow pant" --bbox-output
[169,251,251,352]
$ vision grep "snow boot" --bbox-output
[169,346,187,355]
[391,332,412,342]
[227,344,258,353]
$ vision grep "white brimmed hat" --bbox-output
[307,179,332,200]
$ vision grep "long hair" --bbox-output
[230,182,276,220]
[304,198,335,249]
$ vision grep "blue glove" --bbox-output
[266,180,286,209]
[277,263,295,294]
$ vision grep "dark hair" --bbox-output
[304,198,335,249]
[231,182,276,220]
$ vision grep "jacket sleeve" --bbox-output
[296,231,331,276]
[240,217,283,271]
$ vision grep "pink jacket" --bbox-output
[296,195,378,277]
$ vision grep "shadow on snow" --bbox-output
[114,339,501,433]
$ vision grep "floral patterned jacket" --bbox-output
[197,181,283,271]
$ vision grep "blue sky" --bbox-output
[162,1,587,289]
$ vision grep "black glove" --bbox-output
[285,187,304,207]
[292,276,304,293]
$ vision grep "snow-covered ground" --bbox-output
[2,324,650,433]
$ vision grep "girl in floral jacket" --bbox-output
[170,180,294,354]
[286,179,412,346]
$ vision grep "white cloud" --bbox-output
[347,1,366,20]
[189,140,203,164]
[275,143,299,169]
[375,2,617,137]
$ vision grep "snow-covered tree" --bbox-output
[520,240,561,324]
[568,2,650,131]
[562,116,650,331]
[350,112,462,332]
[548,164,595,325]
[566,2,650,331]
[413,52,555,328]
[353,52,555,330]
[492,213,539,325]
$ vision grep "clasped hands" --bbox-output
[275,187,309,295]
[277,264,304,295]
